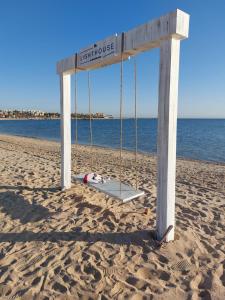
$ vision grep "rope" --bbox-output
[119,54,123,194]
[134,57,138,190]
[74,69,78,173]
[88,71,93,170]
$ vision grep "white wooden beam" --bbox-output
[56,9,189,74]
[60,73,71,190]
[57,55,76,75]
[124,9,189,55]
[156,38,181,242]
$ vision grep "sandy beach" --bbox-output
[0,134,224,299]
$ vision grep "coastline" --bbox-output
[0,117,114,121]
[1,117,225,120]
[1,119,225,165]
[0,132,224,167]
[0,134,224,298]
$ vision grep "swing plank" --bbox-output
[72,175,144,203]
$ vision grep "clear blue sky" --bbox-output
[0,0,225,117]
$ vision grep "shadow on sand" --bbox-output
[0,185,157,250]
[0,185,60,193]
[0,229,156,249]
[0,189,51,224]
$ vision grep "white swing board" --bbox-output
[72,174,144,203]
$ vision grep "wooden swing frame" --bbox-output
[56,9,190,241]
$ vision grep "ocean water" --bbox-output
[0,118,224,163]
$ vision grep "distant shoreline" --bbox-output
[0,117,225,121]
[0,117,114,121]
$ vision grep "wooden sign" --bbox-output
[77,34,126,70]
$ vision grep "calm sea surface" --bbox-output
[0,119,224,163]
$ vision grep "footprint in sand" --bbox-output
[52,281,67,294]
[136,266,157,280]
[83,263,102,283]
[170,259,192,272]
[101,266,124,278]
[0,284,12,297]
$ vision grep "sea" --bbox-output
[0,118,224,164]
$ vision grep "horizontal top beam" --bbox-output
[57,9,189,75]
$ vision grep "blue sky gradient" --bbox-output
[0,0,225,117]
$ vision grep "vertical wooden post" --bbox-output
[156,38,181,242]
[60,73,71,190]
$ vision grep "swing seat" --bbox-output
[72,174,144,203]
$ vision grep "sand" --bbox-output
[0,134,224,299]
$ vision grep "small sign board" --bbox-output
[77,34,122,70]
